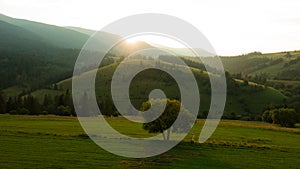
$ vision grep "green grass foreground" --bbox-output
[0,115,299,168]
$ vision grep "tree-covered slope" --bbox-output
[32,58,286,119]
[0,19,82,89]
[0,14,150,90]
[221,51,300,80]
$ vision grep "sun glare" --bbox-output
[125,35,186,48]
[125,37,139,44]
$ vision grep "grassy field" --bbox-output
[0,115,299,168]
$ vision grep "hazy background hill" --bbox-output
[0,20,53,51]
[65,26,96,36]
[0,14,89,49]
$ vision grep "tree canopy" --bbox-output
[140,99,194,141]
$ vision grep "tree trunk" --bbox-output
[162,131,166,141]
[167,128,171,141]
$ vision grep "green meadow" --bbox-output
[0,115,299,168]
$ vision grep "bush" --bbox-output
[262,111,272,123]
[57,105,71,116]
[18,108,30,115]
[9,110,17,115]
[262,108,297,127]
[41,110,48,115]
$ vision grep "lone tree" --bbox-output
[262,108,297,127]
[285,52,292,58]
[140,99,194,141]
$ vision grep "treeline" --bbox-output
[0,90,75,116]
[0,48,79,90]
[232,73,267,85]
[0,89,121,117]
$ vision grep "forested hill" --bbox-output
[221,51,300,80]
[0,14,152,89]
[0,19,82,89]
[220,51,300,121]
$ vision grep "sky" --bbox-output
[0,0,299,56]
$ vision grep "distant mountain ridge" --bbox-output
[0,13,90,49]
[0,20,53,51]
[65,26,96,36]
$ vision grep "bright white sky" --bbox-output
[0,0,299,55]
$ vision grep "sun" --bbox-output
[125,35,185,48]
[125,37,140,44]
